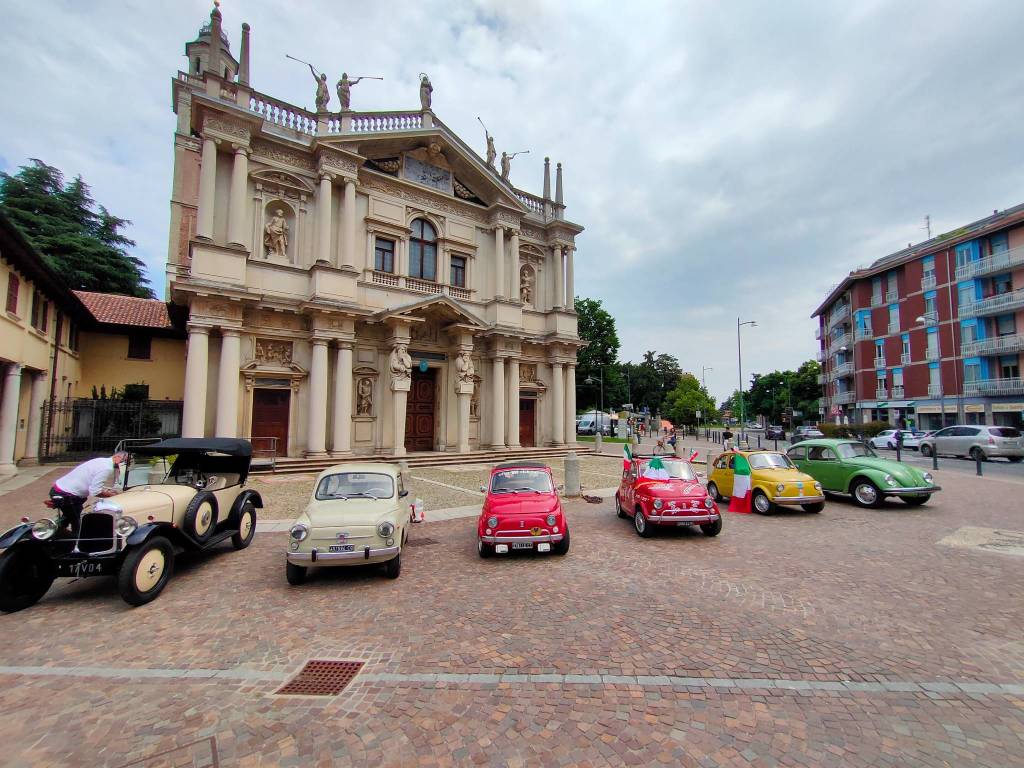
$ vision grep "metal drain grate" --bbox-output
[275,660,364,696]
[407,537,439,547]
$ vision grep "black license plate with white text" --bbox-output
[55,559,116,578]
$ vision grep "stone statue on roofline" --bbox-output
[419,73,433,110]
[500,152,511,181]
[305,63,330,111]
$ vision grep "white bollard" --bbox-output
[564,451,581,497]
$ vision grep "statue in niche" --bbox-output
[469,380,480,418]
[419,73,433,110]
[264,209,289,258]
[455,351,475,385]
[389,343,412,381]
[520,266,533,305]
[356,377,373,416]
[307,63,330,111]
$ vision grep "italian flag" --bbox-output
[641,455,670,480]
[688,449,700,462]
[623,443,632,472]
[728,453,753,514]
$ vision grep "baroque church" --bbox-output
[168,5,584,459]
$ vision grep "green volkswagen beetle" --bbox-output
[785,439,940,508]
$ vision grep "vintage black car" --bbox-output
[0,438,262,612]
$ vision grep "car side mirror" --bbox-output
[399,489,409,498]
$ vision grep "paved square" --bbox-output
[0,462,1022,766]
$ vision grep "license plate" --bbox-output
[56,559,113,577]
[328,544,355,553]
[675,521,693,526]
[511,542,533,550]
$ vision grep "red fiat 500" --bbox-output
[616,456,722,538]
[477,462,569,557]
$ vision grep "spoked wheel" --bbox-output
[231,502,257,550]
[0,545,55,613]
[118,536,174,607]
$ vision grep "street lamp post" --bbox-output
[701,366,712,436]
[737,318,757,440]
[584,369,604,434]
[916,315,944,429]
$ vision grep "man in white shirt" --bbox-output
[49,451,127,531]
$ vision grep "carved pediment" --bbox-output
[251,169,314,194]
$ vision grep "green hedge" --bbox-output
[816,421,890,439]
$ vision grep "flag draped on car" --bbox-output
[688,449,699,462]
[641,455,671,480]
[623,443,632,472]
[728,453,753,513]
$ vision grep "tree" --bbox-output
[663,374,717,428]
[0,159,153,297]
[741,359,822,425]
[624,351,683,416]
[574,297,623,412]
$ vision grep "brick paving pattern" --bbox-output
[0,462,1022,765]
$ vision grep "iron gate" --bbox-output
[40,398,184,462]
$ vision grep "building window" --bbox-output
[30,291,47,333]
[999,355,1020,379]
[922,256,935,278]
[992,273,1011,296]
[127,335,152,360]
[408,218,437,281]
[888,304,899,332]
[996,313,1016,336]
[901,335,910,356]
[990,232,1009,255]
[963,362,979,384]
[924,292,937,320]
[929,364,941,388]
[374,237,395,273]
[961,321,976,345]
[957,282,975,308]
[5,274,18,315]
[450,255,466,288]
[68,321,79,352]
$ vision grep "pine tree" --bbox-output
[0,159,153,297]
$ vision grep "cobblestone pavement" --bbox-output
[0,464,1022,765]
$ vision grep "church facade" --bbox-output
[168,6,584,458]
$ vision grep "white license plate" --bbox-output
[328,544,355,553]
[511,542,533,550]
[675,521,693,526]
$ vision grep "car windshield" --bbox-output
[639,459,696,481]
[490,469,553,494]
[316,472,395,500]
[122,455,170,489]
[836,442,876,459]
[748,453,793,470]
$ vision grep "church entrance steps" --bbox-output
[252,446,593,474]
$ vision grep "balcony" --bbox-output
[892,386,905,399]
[817,373,826,385]
[874,356,886,368]
[965,377,1024,396]
[921,273,937,290]
[900,352,911,365]
[955,243,1024,280]
[871,293,883,307]
[927,383,942,396]
[875,387,889,400]
[961,333,1024,357]
[833,362,854,378]
[816,350,825,362]
[854,326,873,341]
[885,289,898,303]
[828,304,851,327]
[919,311,938,325]
[828,332,851,352]
[887,320,900,334]
[957,288,1024,319]
[814,326,822,340]
[834,391,856,404]
[925,347,940,361]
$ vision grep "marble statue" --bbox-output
[469,381,480,418]
[308,63,330,111]
[455,351,475,385]
[335,73,377,111]
[500,152,511,181]
[520,266,533,305]
[389,343,412,381]
[419,74,433,110]
[356,377,373,415]
[485,134,496,168]
[264,209,289,257]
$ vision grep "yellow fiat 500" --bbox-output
[706,450,825,514]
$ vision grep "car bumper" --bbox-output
[984,448,1024,458]
[771,494,826,506]
[646,513,719,524]
[480,533,565,544]
[287,544,400,564]
[882,486,941,496]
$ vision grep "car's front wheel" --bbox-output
[615,494,627,518]
[384,551,402,579]
[851,479,882,508]
[286,561,307,585]
[118,536,174,607]
[634,507,654,537]
[230,502,257,550]
[700,518,722,537]
[707,482,723,502]
[552,529,570,555]
[478,539,493,558]
[752,490,773,515]
[0,545,55,613]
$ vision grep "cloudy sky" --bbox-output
[3,0,1023,401]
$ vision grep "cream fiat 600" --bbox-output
[285,463,415,584]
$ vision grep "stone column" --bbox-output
[510,232,521,302]
[196,137,218,240]
[551,361,565,445]
[553,246,564,309]
[317,174,333,264]
[215,330,241,437]
[564,363,577,446]
[0,364,24,474]
[490,356,506,449]
[227,146,249,247]
[332,342,353,455]
[306,339,329,456]
[506,358,520,448]
[182,327,209,438]
[493,226,505,299]
[21,371,48,464]
[342,179,356,269]
[565,247,575,308]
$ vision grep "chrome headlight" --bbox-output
[289,523,309,541]
[31,518,57,540]
[704,497,715,509]
[377,521,395,538]
[884,474,897,486]
[115,516,138,537]
[546,514,557,526]
[814,482,822,491]
[922,472,933,484]
[487,516,498,529]
[776,483,785,493]
[652,499,663,510]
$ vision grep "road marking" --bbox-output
[409,475,485,496]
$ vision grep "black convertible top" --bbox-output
[494,461,550,470]
[131,438,253,458]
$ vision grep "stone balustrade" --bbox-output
[349,112,423,133]
[249,92,318,135]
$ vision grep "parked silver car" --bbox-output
[918,425,1023,462]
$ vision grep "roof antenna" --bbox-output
[922,214,931,239]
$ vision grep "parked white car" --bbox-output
[918,426,1024,462]
[869,430,919,450]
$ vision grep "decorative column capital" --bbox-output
[187,324,212,336]
[220,328,242,339]
[310,337,330,348]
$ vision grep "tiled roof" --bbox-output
[73,291,175,329]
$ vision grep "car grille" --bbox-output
[78,512,115,553]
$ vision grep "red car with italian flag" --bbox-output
[615,446,722,538]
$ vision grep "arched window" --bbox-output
[409,219,437,281]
